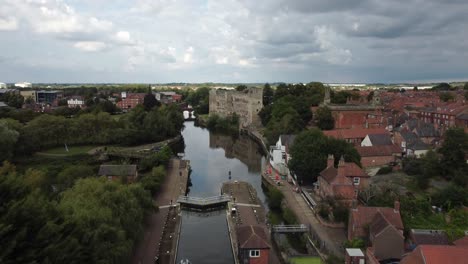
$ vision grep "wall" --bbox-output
[248,249,269,264]
[209,88,263,127]
[361,155,395,168]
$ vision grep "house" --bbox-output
[361,133,393,146]
[236,225,270,264]
[269,134,296,181]
[393,129,429,157]
[67,96,85,108]
[408,229,450,249]
[116,93,146,111]
[400,244,468,264]
[0,82,6,89]
[345,248,365,264]
[98,165,138,183]
[323,128,388,146]
[366,211,405,262]
[348,202,405,263]
[348,202,403,240]
[356,144,402,168]
[317,156,369,204]
[154,91,182,104]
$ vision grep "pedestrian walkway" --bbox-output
[131,158,189,264]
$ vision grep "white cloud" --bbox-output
[74,41,107,52]
[0,16,18,31]
[183,46,194,64]
[114,31,134,45]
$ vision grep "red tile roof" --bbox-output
[323,128,388,140]
[350,206,403,237]
[453,236,468,247]
[320,162,368,184]
[237,225,270,249]
[401,245,468,264]
[356,144,402,157]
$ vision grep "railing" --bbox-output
[271,224,309,233]
[177,195,231,206]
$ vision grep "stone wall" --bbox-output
[209,87,263,127]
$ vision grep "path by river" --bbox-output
[175,121,267,263]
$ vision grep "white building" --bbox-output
[0,82,6,89]
[269,135,296,183]
[67,96,85,108]
[14,82,32,88]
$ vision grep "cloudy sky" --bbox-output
[0,0,467,83]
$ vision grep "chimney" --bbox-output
[338,155,345,167]
[394,200,400,212]
[327,154,334,168]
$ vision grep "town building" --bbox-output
[236,225,270,264]
[67,96,85,108]
[20,90,36,102]
[320,86,385,129]
[408,229,450,249]
[348,202,405,263]
[154,91,182,104]
[360,133,393,146]
[0,82,7,89]
[323,128,388,146]
[269,134,296,182]
[400,244,468,264]
[98,165,138,183]
[116,92,146,111]
[209,87,263,127]
[316,156,369,204]
[36,90,63,105]
[355,145,402,169]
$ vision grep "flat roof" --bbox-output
[346,248,364,257]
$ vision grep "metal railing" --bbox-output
[271,224,309,233]
[177,195,231,206]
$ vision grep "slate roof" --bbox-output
[367,133,393,145]
[410,229,450,246]
[414,123,440,138]
[457,113,468,121]
[408,140,429,151]
[98,165,137,176]
[237,225,270,249]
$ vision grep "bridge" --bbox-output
[177,195,231,210]
[271,224,309,233]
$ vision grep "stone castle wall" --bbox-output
[209,87,263,127]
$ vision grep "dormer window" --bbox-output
[353,177,360,185]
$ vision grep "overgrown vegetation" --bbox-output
[206,113,239,134]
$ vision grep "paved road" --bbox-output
[264,171,347,257]
[131,159,188,264]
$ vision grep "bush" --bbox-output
[266,186,284,210]
[377,166,392,175]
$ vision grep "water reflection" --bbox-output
[209,133,263,173]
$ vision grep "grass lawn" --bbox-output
[289,256,322,264]
[39,145,99,156]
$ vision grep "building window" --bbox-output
[249,250,260,258]
[353,177,360,185]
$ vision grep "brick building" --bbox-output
[236,225,270,264]
[116,93,146,111]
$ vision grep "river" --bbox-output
[175,121,267,264]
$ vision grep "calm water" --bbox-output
[175,122,266,264]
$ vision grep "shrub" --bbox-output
[377,166,393,175]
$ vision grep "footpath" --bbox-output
[131,158,189,264]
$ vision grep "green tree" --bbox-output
[262,83,274,106]
[0,121,19,161]
[235,85,248,91]
[464,83,468,90]
[438,128,468,179]
[143,93,159,110]
[439,92,455,102]
[57,165,95,189]
[315,106,335,130]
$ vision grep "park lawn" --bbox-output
[290,256,322,264]
[40,145,99,155]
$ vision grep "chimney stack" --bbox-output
[327,154,334,168]
[394,200,400,212]
[338,155,345,167]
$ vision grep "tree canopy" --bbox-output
[315,106,335,130]
[288,129,361,184]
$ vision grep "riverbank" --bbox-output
[131,158,190,264]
